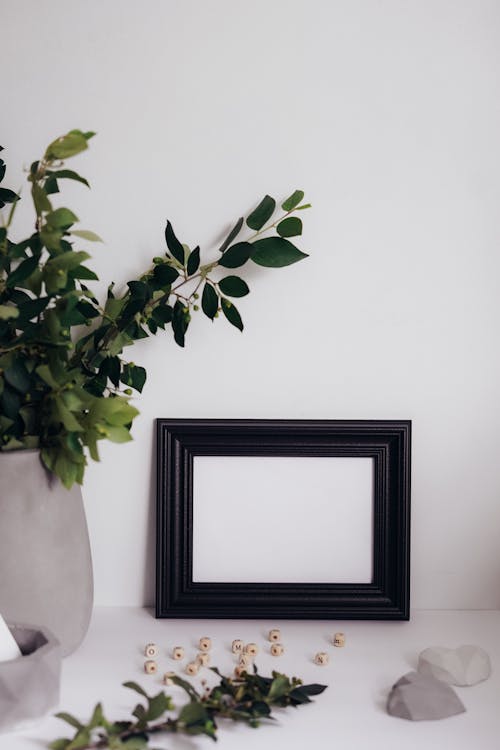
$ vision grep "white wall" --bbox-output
[3,0,500,609]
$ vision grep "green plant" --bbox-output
[49,666,327,749]
[0,130,310,487]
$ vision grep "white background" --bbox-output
[2,1,500,609]
[192,456,374,583]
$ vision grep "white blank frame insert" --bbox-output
[192,455,374,583]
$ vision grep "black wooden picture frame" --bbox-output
[156,419,411,620]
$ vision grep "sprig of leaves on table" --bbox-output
[49,666,327,749]
[0,130,311,487]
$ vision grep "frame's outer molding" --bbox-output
[156,419,411,620]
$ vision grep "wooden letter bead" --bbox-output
[268,629,281,643]
[314,652,329,666]
[144,660,157,674]
[270,643,284,656]
[172,646,184,660]
[231,639,244,654]
[238,653,252,667]
[199,637,212,652]
[244,642,258,657]
[163,671,175,686]
[186,661,199,676]
[196,652,210,667]
[234,665,247,678]
[333,632,345,647]
[144,643,158,658]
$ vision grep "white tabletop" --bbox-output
[6,607,500,750]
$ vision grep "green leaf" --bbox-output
[32,184,52,214]
[6,256,39,288]
[46,169,90,188]
[105,425,133,443]
[218,242,252,269]
[179,701,209,727]
[71,229,102,242]
[172,300,189,347]
[48,251,91,273]
[121,364,147,393]
[0,187,20,208]
[246,195,276,230]
[201,282,218,320]
[151,304,173,327]
[47,207,79,229]
[299,683,327,696]
[221,298,243,331]
[218,276,249,297]
[36,364,61,390]
[0,304,19,320]
[268,674,290,701]
[281,190,304,211]
[123,681,149,698]
[276,216,302,238]
[48,740,71,750]
[165,221,185,265]
[88,702,106,729]
[186,245,200,276]
[218,217,244,254]
[55,712,84,730]
[153,263,179,285]
[70,264,99,281]
[144,692,170,721]
[45,177,60,195]
[4,360,31,393]
[251,237,308,267]
[0,387,21,420]
[46,131,90,160]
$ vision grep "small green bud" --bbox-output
[193,305,199,311]
[193,293,199,300]
[183,307,189,314]
[214,312,219,318]
[153,256,163,264]
[124,388,132,395]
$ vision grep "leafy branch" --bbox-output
[49,666,327,749]
[0,131,310,487]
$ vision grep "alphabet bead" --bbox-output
[270,643,284,656]
[231,639,244,654]
[314,652,329,666]
[268,629,281,643]
[333,632,345,647]
[172,646,184,660]
[163,671,175,686]
[144,660,157,674]
[186,661,199,676]
[144,643,158,658]
[238,653,252,667]
[244,643,258,657]
[234,665,247,678]
[199,637,212,652]
[196,652,210,667]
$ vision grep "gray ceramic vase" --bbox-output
[0,623,61,732]
[0,450,93,656]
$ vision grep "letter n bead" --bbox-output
[314,652,329,666]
